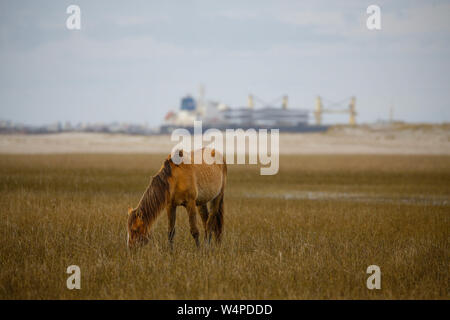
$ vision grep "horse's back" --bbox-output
[191,149,226,204]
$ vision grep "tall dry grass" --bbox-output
[0,154,448,299]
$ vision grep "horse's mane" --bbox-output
[136,159,172,225]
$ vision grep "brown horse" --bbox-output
[127,148,227,249]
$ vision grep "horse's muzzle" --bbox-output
[127,235,149,250]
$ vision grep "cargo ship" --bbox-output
[160,90,331,134]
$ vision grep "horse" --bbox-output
[127,148,227,249]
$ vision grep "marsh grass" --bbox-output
[0,154,448,299]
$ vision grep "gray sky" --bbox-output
[0,0,449,126]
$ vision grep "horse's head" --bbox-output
[127,207,149,249]
[126,156,174,249]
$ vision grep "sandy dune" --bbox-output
[0,124,449,155]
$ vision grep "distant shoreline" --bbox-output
[0,124,448,155]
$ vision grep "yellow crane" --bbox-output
[314,96,357,125]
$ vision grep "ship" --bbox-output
[160,89,330,134]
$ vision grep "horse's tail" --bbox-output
[210,192,224,242]
[208,163,226,243]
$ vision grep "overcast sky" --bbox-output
[0,0,449,126]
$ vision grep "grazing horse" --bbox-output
[127,148,227,249]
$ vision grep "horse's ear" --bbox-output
[127,207,133,216]
[169,149,183,166]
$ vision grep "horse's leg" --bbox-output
[186,201,200,248]
[206,193,224,244]
[166,204,176,248]
[198,204,209,241]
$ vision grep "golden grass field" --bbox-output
[0,154,448,299]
